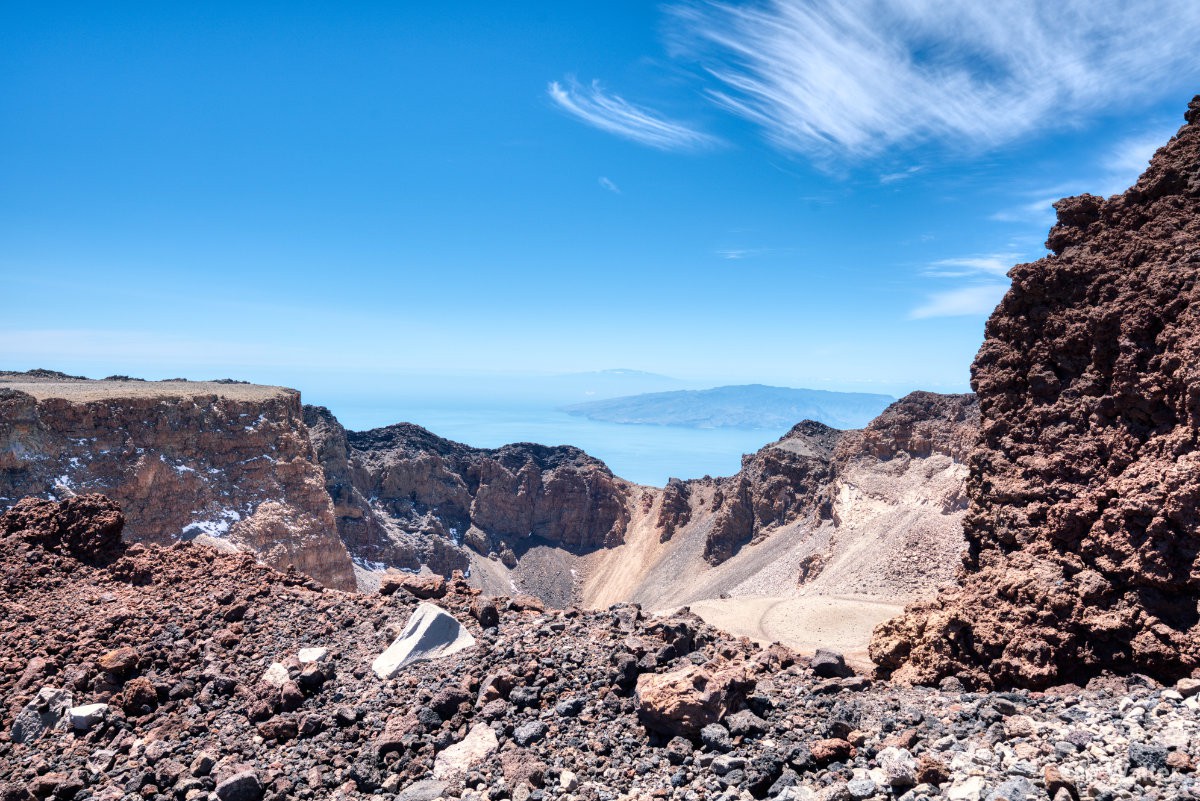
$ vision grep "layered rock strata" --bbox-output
[871,96,1200,689]
[0,374,356,591]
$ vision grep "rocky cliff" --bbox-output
[304,407,631,575]
[0,374,356,591]
[582,392,979,623]
[871,96,1200,690]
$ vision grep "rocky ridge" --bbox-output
[304,407,631,576]
[0,375,355,591]
[4,495,1200,801]
[871,95,1200,690]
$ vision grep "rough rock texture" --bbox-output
[0,375,355,591]
[2,494,125,563]
[305,407,630,573]
[584,392,979,616]
[871,97,1200,690]
[703,421,842,565]
[4,495,1200,801]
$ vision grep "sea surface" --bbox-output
[324,399,791,487]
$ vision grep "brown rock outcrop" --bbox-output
[871,96,1200,689]
[703,421,842,564]
[2,493,125,562]
[305,409,630,572]
[0,375,355,591]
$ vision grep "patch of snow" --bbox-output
[181,509,242,540]
[352,556,388,572]
[173,464,196,474]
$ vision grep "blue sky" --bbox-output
[5,1,1200,401]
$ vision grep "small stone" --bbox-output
[215,770,263,801]
[811,649,853,679]
[190,753,216,777]
[261,663,289,688]
[846,777,876,800]
[876,747,917,787]
[1176,677,1200,698]
[985,776,1037,801]
[559,770,579,791]
[12,687,73,744]
[1167,751,1194,772]
[700,723,733,752]
[296,647,327,664]
[513,720,548,747]
[555,696,584,717]
[946,775,986,801]
[97,647,138,676]
[434,724,499,778]
[1129,743,1168,772]
[810,738,855,765]
[68,703,109,731]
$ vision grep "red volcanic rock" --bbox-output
[872,96,1200,689]
[1,494,124,562]
[634,660,755,737]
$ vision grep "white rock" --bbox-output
[435,724,499,779]
[947,776,986,801]
[297,647,328,664]
[68,703,109,731]
[372,602,476,679]
[262,662,289,688]
[876,747,917,787]
[11,687,73,744]
[560,769,579,791]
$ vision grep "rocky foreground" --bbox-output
[3,496,1198,801]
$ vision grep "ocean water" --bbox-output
[325,399,790,487]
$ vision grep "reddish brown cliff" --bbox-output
[304,409,631,572]
[871,96,1200,689]
[0,375,356,591]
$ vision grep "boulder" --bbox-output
[297,647,327,664]
[11,687,72,744]
[372,603,476,679]
[635,660,755,737]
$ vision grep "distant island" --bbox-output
[562,384,896,430]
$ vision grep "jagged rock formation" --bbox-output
[703,421,841,564]
[0,374,356,591]
[305,407,631,574]
[871,96,1200,690]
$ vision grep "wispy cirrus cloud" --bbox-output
[548,79,719,151]
[923,253,1020,279]
[669,0,1200,158]
[598,176,621,194]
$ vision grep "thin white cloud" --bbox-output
[548,79,719,151]
[670,0,1200,158]
[923,253,1019,278]
[598,176,621,194]
[909,284,1010,320]
[717,248,766,260]
[879,166,923,185]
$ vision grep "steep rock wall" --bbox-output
[871,96,1200,689]
[304,409,631,574]
[0,376,356,591]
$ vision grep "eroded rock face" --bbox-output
[703,422,842,564]
[0,377,355,591]
[305,409,630,570]
[871,96,1200,690]
[2,494,124,562]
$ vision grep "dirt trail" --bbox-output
[681,594,903,671]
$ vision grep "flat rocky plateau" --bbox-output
[1,496,1197,801]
